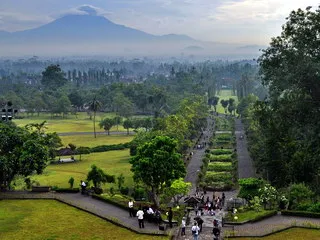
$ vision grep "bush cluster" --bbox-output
[75,142,131,155]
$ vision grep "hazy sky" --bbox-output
[0,0,318,45]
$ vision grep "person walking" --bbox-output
[128,199,134,217]
[191,222,200,240]
[136,207,144,228]
[80,180,86,194]
[181,217,186,236]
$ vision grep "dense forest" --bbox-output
[0,59,265,117]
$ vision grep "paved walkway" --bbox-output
[185,117,214,194]
[0,191,171,236]
[235,119,255,179]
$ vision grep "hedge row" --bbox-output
[53,187,80,193]
[209,149,233,155]
[208,162,233,172]
[76,142,131,155]
[281,210,320,218]
[204,171,232,183]
[207,154,233,162]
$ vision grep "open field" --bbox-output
[230,227,320,240]
[13,112,128,133]
[215,89,238,114]
[30,150,133,189]
[60,134,134,148]
[0,200,168,240]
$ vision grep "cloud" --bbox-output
[56,5,113,18]
[0,11,52,32]
[209,0,319,24]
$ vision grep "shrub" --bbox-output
[238,178,264,201]
[120,186,129,195]
[55,188,80,193]
[68,177,74,188]
[282,210,320,218]
[208,162,233,172]
[93,187,103,195]
[296,202,320,212]
[210,149,233,155]
[204,172,232,183]
[208,154,232,162]
[77,146,91,154]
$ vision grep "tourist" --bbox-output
[222,192,226,206]
[181,217,186,236]
[128,199,134,217]
[80,180,86,194]
[191,222,200,240]
[147,206,154,215]
[194,216,204,232]
[136,206,145,228]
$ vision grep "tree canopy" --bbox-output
[251,6,320,188]
[0,122,58,188]
[129,136,185,208]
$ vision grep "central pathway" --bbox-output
[184,117,214,194]
[235,119,255,179]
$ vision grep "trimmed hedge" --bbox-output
[281,210,320,218]
[207,154,232,162]
[54,188,80,193]
[210,149,233,155]
[74,142,131,155]
[208,162,233,172]
[204,171,232,182]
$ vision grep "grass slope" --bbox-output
[13,112,128,133]
[215,89,238,114]
[0,200,168,240]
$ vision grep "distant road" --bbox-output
[58,131,135,136]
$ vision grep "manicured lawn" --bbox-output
[226,210,275,222]
[60,134,134,148]
[0,200,168,240]
[31,150,133,189]
[13,112,128,133]
[230,228,320,240]
[215,89,238,114]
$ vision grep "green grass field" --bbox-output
[214,89,238,114]
[13,112,128,133]
[30,150,133,189]
[0,200,168,240]
[230,228,320,240]
[60,134,134,148]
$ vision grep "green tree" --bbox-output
[123,119,133,135]
[288,183,314,209]
[256,6,320,187]
[87,164,115,188]
[220,99,229,114]
[41,64,67,89]
[130,136,185,208]
[238,178,264,201]
[162,178,191,205]
[113,116,122,131]
[87,97,102,138]
[0,122,51,188]
[99,118,114,135]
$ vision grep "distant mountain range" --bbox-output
[0,13,264,58]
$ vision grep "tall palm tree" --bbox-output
[88,97,102,138]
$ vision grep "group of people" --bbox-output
[128,199,173,229]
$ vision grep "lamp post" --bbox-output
[1,101,17,121]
